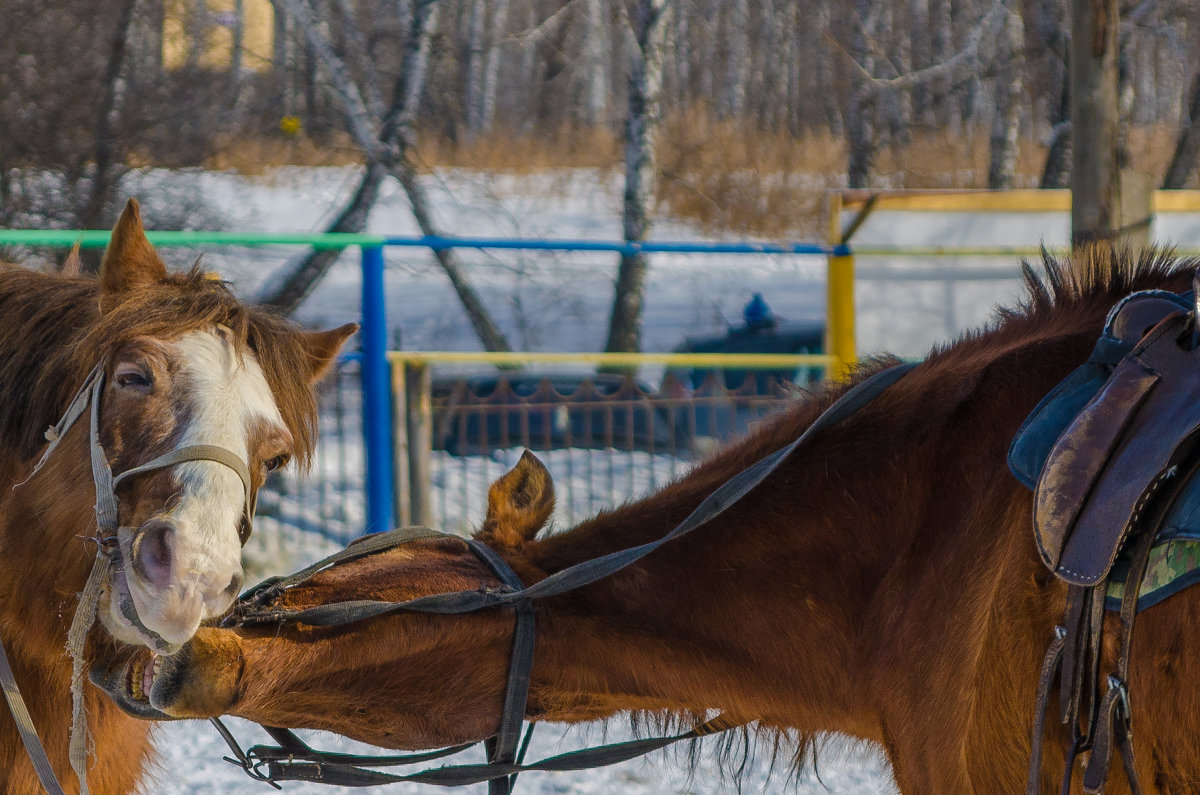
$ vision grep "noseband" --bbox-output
[2,361,259,795]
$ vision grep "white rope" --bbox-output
[65,549,111,795]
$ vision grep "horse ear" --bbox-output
[297,323,358,384]
[100,199,168,295]
[477,450,555,547]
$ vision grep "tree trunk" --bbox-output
[1069,0,1120,246]
[721,0,748,119]
[265,0,509,352]
[259,161,388,313]
[580,0,608,125]
[392,160,512,353]
[846,0,878,188]
[79,0,138,266]
[930,0,959,130]
[463,0,486,135]
[1163,70,1200,189]
[988,4,1025,189]
[479,0,510,131]
[604,0,668,354]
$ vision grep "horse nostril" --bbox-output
[131,519,176,590]
[225,571,244,598]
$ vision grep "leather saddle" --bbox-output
[1008,276,1200,795]
[1010,287,1199,585]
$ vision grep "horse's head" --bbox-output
[22,201,356,654]
[95,452,557,743]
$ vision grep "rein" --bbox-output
[214,361,917,793]
[0,362,258,795]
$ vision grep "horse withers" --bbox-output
[0,200,355,793]
[110,251,1200,793]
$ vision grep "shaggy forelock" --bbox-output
[0,265,320,465]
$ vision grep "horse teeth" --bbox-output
[130,660,144,700]
[143,653,159,698]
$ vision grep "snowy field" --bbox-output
[96,166,1200,792]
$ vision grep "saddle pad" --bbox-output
[1035,312,1200,585]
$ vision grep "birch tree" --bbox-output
[603,0,668,354]
[988,2,1024,189]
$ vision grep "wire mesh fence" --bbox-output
[244,362,811,574]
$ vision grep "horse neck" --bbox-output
[519,331,1098,739]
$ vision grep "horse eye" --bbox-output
[264,455,288,473]
[115,368,151,390]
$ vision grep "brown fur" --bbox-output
[151,248,1200,793]
[0,200,354,793]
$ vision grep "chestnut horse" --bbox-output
[0,200,355,794]
[107,251,1200,793]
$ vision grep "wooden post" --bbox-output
[826,192,857,381]
[405,362,433,527]
[391,359,411,528]
[1069,0,1121,247]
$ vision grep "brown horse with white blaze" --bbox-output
[113,251,1200,792]
[0,200,355,793]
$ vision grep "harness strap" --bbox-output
[0,632,66,795]
[1026,625,1065,795]
[235,362,920,630]
[1082,488,1160,795]
[256,715,739,787]
[466,539,536,795]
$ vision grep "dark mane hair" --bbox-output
[0,265,320,464]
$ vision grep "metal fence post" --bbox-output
[826,193,857,381]
[405,363,433,527]
[361,245,394,533]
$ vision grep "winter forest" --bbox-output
[2,0,1200,350]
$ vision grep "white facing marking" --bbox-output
[121,328,285,643]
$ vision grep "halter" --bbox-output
[213,362,917,794]
[0,361,259,795]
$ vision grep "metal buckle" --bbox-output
[1107,675,1133,732]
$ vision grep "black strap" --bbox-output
[259,716,735,787]
[465,539,535,795]
[234,362,919,630]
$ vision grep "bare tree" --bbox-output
[988,2,1025,189]
[1070,0,1121,246]
[262,0,511,352]
[1163,69,1200,189]
[604,0,669,354]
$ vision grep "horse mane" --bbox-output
[0,265,321,465]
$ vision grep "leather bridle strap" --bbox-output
[0,638,66,795]
[466,539,536,795]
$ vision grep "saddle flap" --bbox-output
[1036,312,1200,585]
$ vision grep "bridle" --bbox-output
[212,362,917,794]
[0,360,259,795]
